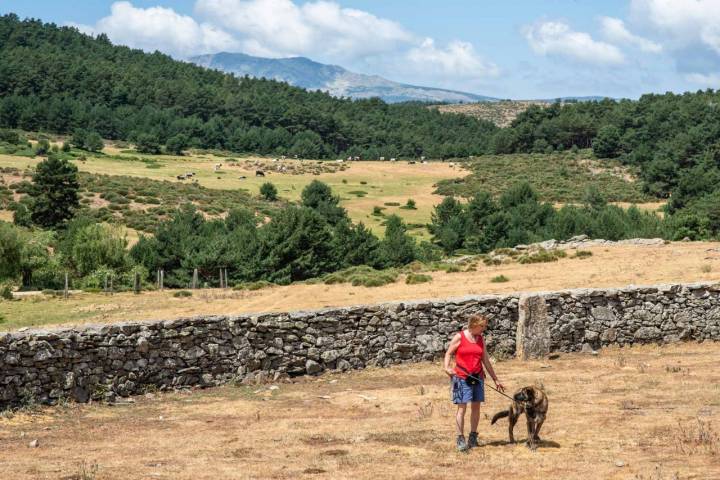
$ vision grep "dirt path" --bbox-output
[1,342,718,479]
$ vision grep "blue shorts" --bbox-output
[451,375,485,404]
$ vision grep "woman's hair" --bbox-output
[467,314,489,328]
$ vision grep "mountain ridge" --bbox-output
[190,52,499,104]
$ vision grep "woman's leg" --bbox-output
[455,403,467,436]
[469,401,481,433]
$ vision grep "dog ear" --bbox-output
[525,388,535,401]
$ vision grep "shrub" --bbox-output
[173,290,193,298]
[348,190,367,197]
[372,206,385,216]
[490,275,509,283]
[573,250,593,259]
[0,313,5,324]
[322,266,398,287]
[384,202,401,207]
[1,283,13,300]
[518,249,567,264]
[401,199,417,210]
[234,280,274,291]
[406,273,432,285]
[260,182,278,201]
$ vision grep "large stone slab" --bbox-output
[516,295,551,360]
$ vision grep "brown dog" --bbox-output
[491,386,548,450]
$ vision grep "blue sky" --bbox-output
[3,0,720,99]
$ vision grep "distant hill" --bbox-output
[431,97,614,127]
[190,52,498,104]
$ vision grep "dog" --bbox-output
[491,386,548,450]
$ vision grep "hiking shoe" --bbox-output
[456,435,469,452]
[468,431,480,448]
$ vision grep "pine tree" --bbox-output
[29,155,80,228]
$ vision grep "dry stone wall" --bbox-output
[0,295,517,407]
[1,281,719,408]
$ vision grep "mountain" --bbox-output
[189,52,498,104]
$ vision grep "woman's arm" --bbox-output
[443,333,462,377]
[482,349,505,392]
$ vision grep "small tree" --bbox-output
[0,222,23,281]
[405,198,417,209]
[84,131,104,152]
[34,138,50,156]
[29,155,80,228]
[71,129,87,149]
[380,215,416,267]
[166,134,189,155]
[260,182,278,201]
[592,125,622,158]
[136,134,162,154]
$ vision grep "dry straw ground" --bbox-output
[3,242,720,331]
[1,342,718,479]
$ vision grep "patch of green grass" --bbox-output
[233,280,275,291]
[173,290,193,298]
[490,275,509,283]
[348,190,368,197]
[405,273,432,285]
[518,249,567,264]
[322,266,398,288]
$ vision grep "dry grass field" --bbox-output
[0,151,460,238]
[1,342,718,479]
[2,241,720,331]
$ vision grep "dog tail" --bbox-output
[491,410,509,425]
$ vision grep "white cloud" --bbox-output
[406,38,499,78]
[194,0,413,59]
[685,72,720,86]
[600,16,662,53]
[74,1,239,56]
[631,0,720,54]
[524,21,625,65]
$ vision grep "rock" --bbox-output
[320,350,339,363]
[306,359,322,375]
[634,326,662,341]
[614,460,625,467]
[136,337,150,354]
[28,439,39,448]
[580,343,597,355]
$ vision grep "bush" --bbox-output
[384,202,401,207]
[1,283,13,300]
[405,273,432,284]
[518,249,567,264]
[401,199,417,210]
[490,275,509,283]
[260,182,278,201]
[173,290,193,298]
[0,313,5,324]
[573,250,593,259]
[322,266,398,287]
[233,280,274,291]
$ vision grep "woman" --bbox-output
[444,314,505,451]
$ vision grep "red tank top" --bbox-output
[454,330,485,379]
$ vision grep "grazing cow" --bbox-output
[353,156,360,161]
[256,170,265,177]
[420,156,426,161]
[214,163,222,172]
[176,174,187,180]
[390,157,397,162]
[409,160,416,165]
[336,159,344,163]
[239,175,247,180]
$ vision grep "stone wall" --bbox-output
[0,295,517,407]
[1,281,719,408]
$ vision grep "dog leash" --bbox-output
[456,365,516,402]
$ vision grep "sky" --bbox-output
[2,0,720,99]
